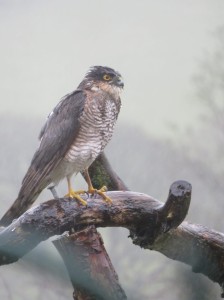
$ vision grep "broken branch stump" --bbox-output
[53,226,127,300]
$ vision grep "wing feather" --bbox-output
[0,90,86,226]
[22,89,86,187]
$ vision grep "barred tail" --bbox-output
[0,177,50,227]
[0,193,41,227]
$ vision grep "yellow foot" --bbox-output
[88,186,112,204]
[64,189,87,206]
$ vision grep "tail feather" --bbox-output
[0,191,41,227]
[0,176,50,227]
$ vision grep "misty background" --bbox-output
[0,1,224,299]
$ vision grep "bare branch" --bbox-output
[0,180,190,264]
[0,191,162,264]
[82,153,128,191]
[59,153,128,299]
[148,222,224,293]
[0,176,223,294]
[53,226,127,300]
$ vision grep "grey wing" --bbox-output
[38,92,72,140]
[22,90,86,186]
[0,90,86,226]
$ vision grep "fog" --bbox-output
[1,0,224,138]
[0,1,224,299]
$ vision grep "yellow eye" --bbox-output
[103,74,111,81]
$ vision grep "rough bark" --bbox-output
[1,153,224,297]
[63,153,128,299]
[82,153,128,191]
[53,226,127,300]
[147,222,224,295]
[0,189,178,265]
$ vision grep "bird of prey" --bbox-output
[0,66,123,226]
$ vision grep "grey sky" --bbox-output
[0,0,224,138]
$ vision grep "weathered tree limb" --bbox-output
[0,178,224,295]
[53,226,127,300]
[0,191,164,264]
[144,222,224,296]
[0,181,190,265]
[1,152,224,297]
[88,153,224,296]
[59,153,128,300]
[82,153,128,191]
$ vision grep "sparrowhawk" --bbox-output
[0,66,123,226]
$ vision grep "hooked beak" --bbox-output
[114,76,124,88]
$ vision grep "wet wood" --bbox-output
[82,153,128,191]
[53,226,127,300]
[1,152,224,297]
[0,190,168,264]
[0,180,190,265]
[63,153,129,299]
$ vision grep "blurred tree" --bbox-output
[174,25,224,300]
[189,26,224,175]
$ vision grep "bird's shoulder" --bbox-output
[30,89,86,171]
[39,89,86,140]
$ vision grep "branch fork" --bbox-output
[1,153,224,298]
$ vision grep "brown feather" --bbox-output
[0,90,86,226]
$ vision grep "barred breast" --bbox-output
[55,91,120,181]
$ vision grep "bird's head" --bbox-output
[79,66,124,92]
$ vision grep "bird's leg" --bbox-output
[48,186,59,199]
[65,177,87,206]
[83,169,112,204]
